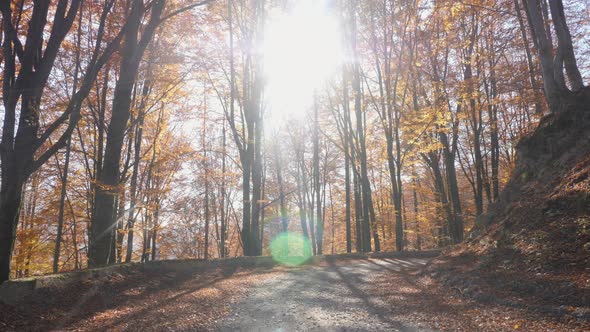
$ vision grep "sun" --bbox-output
[263,1,343,129]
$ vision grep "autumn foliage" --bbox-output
[0,0,588,282]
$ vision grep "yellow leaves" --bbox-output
[93,181,125,194]
[419,140,444,154]
[383,204,396,211]
[450,2,464,18]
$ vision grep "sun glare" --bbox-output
[263,1,343,128]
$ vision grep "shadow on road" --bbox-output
[326,259,417,331]
[7,265,276,331]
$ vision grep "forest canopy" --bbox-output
[0,0,588,282]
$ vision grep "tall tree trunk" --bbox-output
[423,152,452,247]
[0,0,109,283]
[220,122,228,258]
[53,138,71,273]
[53,2,84,272]
[141,214,150,262]
[151,201,159,261]
[204,167,210,260]
[353,73,371,252]
[514,0,544,114]
[276,143,288,256]
[125,74,150,263]
[412,178,421,251]
[91,1,143,267]
[89,0,163,267]
[523,0,563,109]
[353,169,363,252]
[203,91,210,260]
[241,152,252,255]
[486,38,501,201]
[344,120,352,254]
[295,154,311,256]
[23,177,40,277]
[342,81,353,253]
[440,131,464,244]
[351,7,377,253]
[547,0,583,91]
[248,1,265,256]
[300,149,316,255]
[113,190,126,264]
[313,96,324,254]
[260,163,267,253]
[250,119,263,256]
[70,200,80,269]
[462,18,484,216]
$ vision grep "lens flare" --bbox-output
[270,232,312,266]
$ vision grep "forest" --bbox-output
[1,0,588,280]
[0,1,589,329]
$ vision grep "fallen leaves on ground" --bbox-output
[0,265,280,331]
[363,258,589,332]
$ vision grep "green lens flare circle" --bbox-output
[270,232,311,266]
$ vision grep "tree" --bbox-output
[3,0,588,279]
[522,0,585,110]
[222,0,266,256]
[88,0,214,266]
[89,0,165,267]
[0,0,125,282]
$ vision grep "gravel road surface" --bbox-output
[217,258,436,332]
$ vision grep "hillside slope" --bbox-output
[430,88,590,323]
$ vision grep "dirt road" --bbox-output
[217,258,436,332]
[2,255,587,331]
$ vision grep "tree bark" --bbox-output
[514,0,544,114]
[343,81,353,253]
[313,96,324,254]
[412,178,421,250]
[523,0,563,110]
[275,143,288,256]
[0,0,121,281]
[53,137,71,273]
[295,150,311,256]
[548,0,584,92]
[89,0,164,267]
